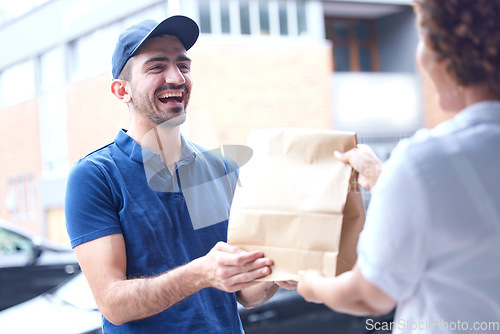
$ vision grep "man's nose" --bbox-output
[165,66,185,85]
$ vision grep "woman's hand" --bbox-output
[297,270,325,304]
[334,144,383,190]
[275,280,298,290]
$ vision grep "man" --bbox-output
[65,16,293,333]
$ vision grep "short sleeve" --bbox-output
[65,159,123,248]
[357,141,431,302]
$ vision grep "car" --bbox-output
[0,268,392,334]
[0,272,102,334]
[0,219,81,311]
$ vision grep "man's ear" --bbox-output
[111,79,132,103]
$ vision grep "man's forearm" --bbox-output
[99,258,206,325]
[78,238,273,326]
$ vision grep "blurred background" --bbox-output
[0,0,451,243]
[0,0,449,332]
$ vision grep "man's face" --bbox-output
[126,35,193,127]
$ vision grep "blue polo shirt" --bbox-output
[65,129,243,333]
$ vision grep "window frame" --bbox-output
[325,17,379,72]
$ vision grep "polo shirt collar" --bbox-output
[114,129,197,167]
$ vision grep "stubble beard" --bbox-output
[131,88,188,128]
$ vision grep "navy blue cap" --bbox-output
[112,15,199,79]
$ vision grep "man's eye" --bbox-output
[179,64,190,71]
[149,65,164,71]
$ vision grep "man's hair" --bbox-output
[414,0,500,92]
[118,57,134,81]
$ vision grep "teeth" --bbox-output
[158,92,183,99]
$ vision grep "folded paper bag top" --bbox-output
[227,128,365,281]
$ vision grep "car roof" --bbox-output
[0,219,71,251]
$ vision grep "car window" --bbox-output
[0,227,34,267]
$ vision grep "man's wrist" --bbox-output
[187,256,211,290]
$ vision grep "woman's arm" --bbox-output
[297,264,395,317]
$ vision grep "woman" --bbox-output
[297,0,500,333]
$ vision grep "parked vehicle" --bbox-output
[0,272,102,334]
[0,268,392,334]
[0,219,81,310]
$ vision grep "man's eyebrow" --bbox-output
[143,55,192,66]
[177,55,192,63]
[143,57,169,65]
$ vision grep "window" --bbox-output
[5,175,37,222]
[0,0,50,26]
[68,23,120,82]
[39,48,68,174]
[0,226,34,267]
[199,0,212,33]
[221,0,231,34]
[239,0,251,35]
[193,0,309,38]
[326,18,379,72]
[297,1,307,36]
[258,0,270,35]
[278,1,288,35]
[0,60,36,108]
[68,4,165,82]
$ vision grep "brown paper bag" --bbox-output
[227,128,365,281]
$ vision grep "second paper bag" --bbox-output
[227,128,365,281]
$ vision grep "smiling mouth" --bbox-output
[158,91,184,104]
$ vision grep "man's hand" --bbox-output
[334,144,383,190]
[199,242,273,293]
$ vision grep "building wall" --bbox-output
[0,0,333,242]
[0,99,42,234]
[378,7,452,130]
[187,38,334,146]
[377,8,418,73]
[66,73,129,165]
[0,0,450,242]
[65,38,333,156]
